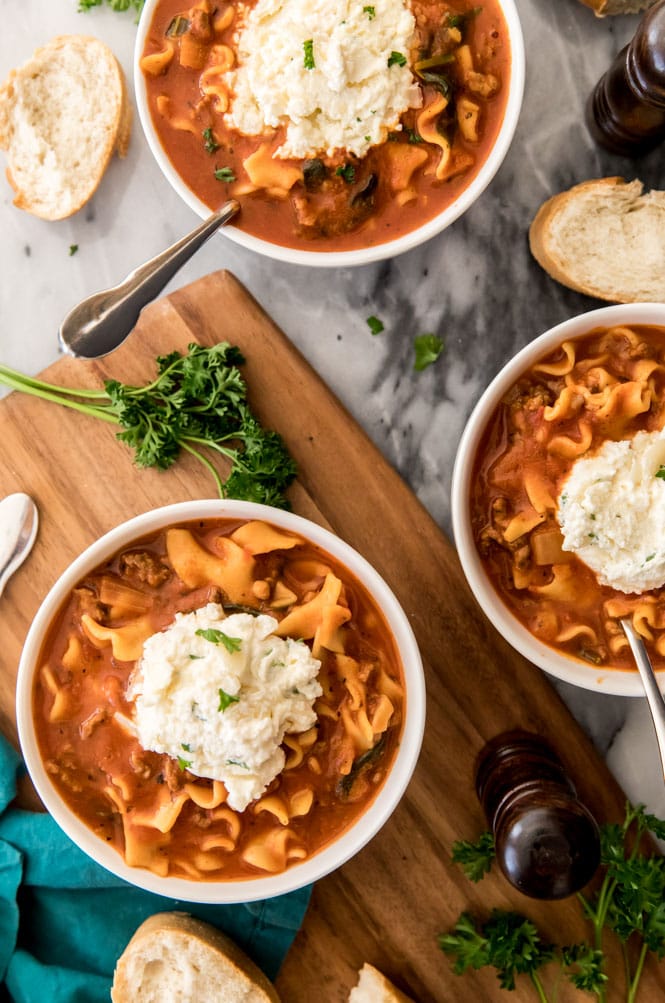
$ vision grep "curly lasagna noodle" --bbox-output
[34,518,405,880]
[140,0,510,252]
[471,324,665,671]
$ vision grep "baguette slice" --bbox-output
[348,963,416,1002]
[528,177,665,303]
[578,0,656,14]
[0,34,131,220]
[111,912,281,1003]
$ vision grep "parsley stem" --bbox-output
[180,440,225,496]
[530,972,549,1003]
[0,364,110,400]
[627,942,648,1003]
[0,368,117,421]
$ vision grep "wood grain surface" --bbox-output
[0,271,662,1002]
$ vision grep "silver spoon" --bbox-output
[621,618,665,782]
[58,200,240,359]
[0,493,39,597]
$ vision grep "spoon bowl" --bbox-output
[58,201,239,359]
[0,493,39,596]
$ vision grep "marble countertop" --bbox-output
[1,0,664,823]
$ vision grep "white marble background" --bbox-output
[1,0,664,821]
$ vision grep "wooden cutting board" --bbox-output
[0,271,662,1002]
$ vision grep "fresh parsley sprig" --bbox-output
[451,831,495,882]
[440,911,555,998]
[0,342,297,507]
[441,803,665,1002]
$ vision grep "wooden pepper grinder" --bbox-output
[587,0,665,156]
[475,731,600,900]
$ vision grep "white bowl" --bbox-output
[133,0,525,267]
[16,499,425,902]
[451,303,665,698]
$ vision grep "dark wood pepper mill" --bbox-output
[475,731,600,900]
[586,0,665,156]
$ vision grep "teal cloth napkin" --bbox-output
[0,733,310,1002]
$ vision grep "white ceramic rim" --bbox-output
[133,0,525,267]
[16,499,425,902]
[451,303,665,698]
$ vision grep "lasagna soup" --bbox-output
[139,0,511,252]
[471,324,665,672]
[33,518,405,880]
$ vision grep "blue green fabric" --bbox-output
[0,733,310,1002]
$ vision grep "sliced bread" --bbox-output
[348,963,416,1002]
[111,912,281,1003]
[528,177,665,303]
[0,34,131,220]
[578,0,656,14]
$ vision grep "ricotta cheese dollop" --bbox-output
[129,605,322,811]
[558,427,665,594]
[224,0,422,159]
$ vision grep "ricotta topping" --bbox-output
[224,0,422,159]
[558,427,665,594]
[129,605,322,811]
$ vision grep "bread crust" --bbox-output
[111,911,281,1003]
[529,176,665,303]
[348,962,415,1002]
[0,34,131,220]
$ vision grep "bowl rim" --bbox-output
[132,0,526,268]
[451,302,665,698]
[16,499,425,903]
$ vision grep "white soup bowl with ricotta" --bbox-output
[133,0,525,266]
[16,499,425,902]
[452,303,665,697]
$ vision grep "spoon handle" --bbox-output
[621,618,665,781]
[58,200,240,360]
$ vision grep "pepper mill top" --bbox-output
[476,731,600,900]
[587,0,665,155]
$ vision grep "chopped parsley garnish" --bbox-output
[226,759,249,769]
[656,464,665,479]
[645,554,655,562]
[177,756,191,771]
[367,315,385,335]
[407,129,423,144]
[189,654,203,660]
[363,5,376,18]
[336,163,356,183]
[414,333,445,371]
[303,39,315,70]
[218,688,241,712]
[181,743,191,751]
[69,244,79,256]
[214,166,236,183]
[388,51,407,68]
[195,628,242,653]
[203,127,219,154]
[587,532,597,540]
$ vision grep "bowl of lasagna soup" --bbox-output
[16,500,425,902]
[451,303,665,697]
[133,0,524,265]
